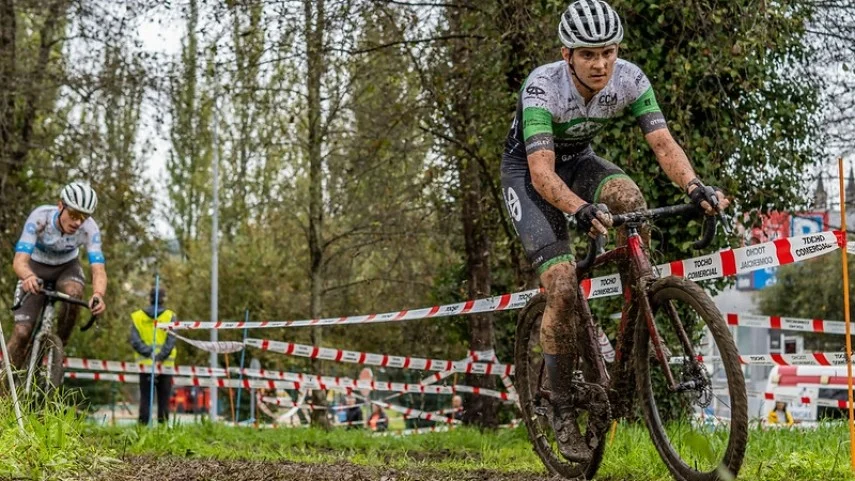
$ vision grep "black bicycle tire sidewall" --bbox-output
[634,276,748,481]
[515,293,606,480]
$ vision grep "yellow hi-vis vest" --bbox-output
[132,309,177,368]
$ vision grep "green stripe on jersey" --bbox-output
[522,107,553,140]
[630,87,661,117]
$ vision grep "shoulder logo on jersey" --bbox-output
[524,86,546,98]
[635,73,644,86]
[25,223,36,235]
[598,93,618,106]
[91,233,101,245]
[505,188,522,222]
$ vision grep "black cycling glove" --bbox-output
[574,203,610,232]
[687,179,724,213]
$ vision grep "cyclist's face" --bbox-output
[563,45,619,91]
[57,201,88,233]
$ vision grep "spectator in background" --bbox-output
[344,395,363,429]
[129,286,178,425]
[451,394,464,421]
[767,401,795,426]
[367,404,388,432]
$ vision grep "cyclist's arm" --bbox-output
[529,151,587,214]
[84,221,107,298]
[523,106,586,214]
[12,253,36,281]
[91,263,107,298]
[645,128,698,191]
[14,212,40,287]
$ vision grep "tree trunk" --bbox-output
[305,0,330,429]
[458,152,499,428]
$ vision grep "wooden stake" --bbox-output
[837,157,855,471]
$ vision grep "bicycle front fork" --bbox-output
[23,304,56,395]
[627,227,700,392]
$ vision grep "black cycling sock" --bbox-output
[544,353,576,404]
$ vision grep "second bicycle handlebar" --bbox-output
[11,288,100,332]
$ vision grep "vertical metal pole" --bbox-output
[148,275,160,427]
[837,158,855,471]
[235,311,249,424]
[209,68,220,422]
[0,321,25,432]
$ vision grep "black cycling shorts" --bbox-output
[500,148,629,275]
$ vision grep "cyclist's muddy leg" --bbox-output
[7,290,43,369]
[56,280,83,345]
[7,323,34,370]
[540,262,578,363]
[539,261,592,461]
[540,262,579,397]
[595,177,648,247]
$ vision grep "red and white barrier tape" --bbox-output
[64,357,227,377]
[65,372,301,390]
[761,391,852,409]
[369,399,461,425]
[725,313,847,335]
[162,231,843,331]
[260,396,367,411]
[245,338,516,377]
[65,370,516,400]
[63,357,364,386]
[674,352,853,366]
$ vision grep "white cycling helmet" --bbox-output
[559,0,624,49]
[60,182,98,215]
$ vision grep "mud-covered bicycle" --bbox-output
[515,202,747,481]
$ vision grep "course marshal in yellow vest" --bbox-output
[132,309,177,367]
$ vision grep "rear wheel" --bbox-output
[514,293,608,480]
[635,276,747,481]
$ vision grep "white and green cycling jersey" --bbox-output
[503,58,667,162]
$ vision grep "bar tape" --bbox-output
[162,231,844,331]
[244,338,515,376]
[674,352,854,366]
[725,313,847,335]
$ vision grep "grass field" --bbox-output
[4,396,855,481]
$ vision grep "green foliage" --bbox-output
[0,394,118,479]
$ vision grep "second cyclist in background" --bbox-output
[7,182,108,369]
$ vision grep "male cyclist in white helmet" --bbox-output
[501,0,728,462]
[6,182,108,369]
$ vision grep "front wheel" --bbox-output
[635,276,747,481]
[25,333,65,400]
[514,293,607,480]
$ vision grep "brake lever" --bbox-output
[80,297,101,332]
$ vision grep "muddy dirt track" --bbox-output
[97,456,560,481]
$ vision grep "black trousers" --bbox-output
[139,373,172,424]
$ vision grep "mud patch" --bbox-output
[97,456,557,481]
